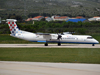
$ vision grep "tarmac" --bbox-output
[0,61,100,75]
[0,44,100,48]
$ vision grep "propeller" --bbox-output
[57,33,62,40]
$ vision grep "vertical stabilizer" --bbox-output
[7,19,19,35]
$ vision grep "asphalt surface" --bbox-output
[0,44,100,48]
[0,61,100,75]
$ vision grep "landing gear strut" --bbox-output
[58,42,61,46]
[45,43,48,46]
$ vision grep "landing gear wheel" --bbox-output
[58,42,61,46]
[45,43,48,46]
[92,44,95,46]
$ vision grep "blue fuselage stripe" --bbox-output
[37,41,46,42]
[30,40,98,44]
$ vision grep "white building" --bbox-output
[45,17,53,22]
[51,16,69,21]
[88,18,96,21]
[96,18,100,21]
[88,16,100,21]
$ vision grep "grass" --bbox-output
[0,48,100,64]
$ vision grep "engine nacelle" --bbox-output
[50,34,62,40]
[49,34,57,40]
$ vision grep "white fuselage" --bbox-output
[10,31,99,44]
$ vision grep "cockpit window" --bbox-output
[87,37,93,39]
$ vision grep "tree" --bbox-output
[7,14,22,22]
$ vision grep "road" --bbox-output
[0,44,100,48]
[0,61,100,75]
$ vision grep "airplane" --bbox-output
[6,19,99,46]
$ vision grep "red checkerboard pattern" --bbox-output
[8,21,19,34]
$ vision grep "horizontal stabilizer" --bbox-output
[6,19,17,22]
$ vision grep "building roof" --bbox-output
[66,18,86,22]
[45,17,49,19]
[76,16,83,19]
[25,18,33,21]
[93,16,100,18]
[33,16,43,19]
[54,16,68,19]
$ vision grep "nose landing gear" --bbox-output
[92,44,95,46]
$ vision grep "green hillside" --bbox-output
[0,0,100,19]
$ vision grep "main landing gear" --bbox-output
[45,43,48,46]
[44,42,61,46]
[92,44,95,46]
[58,42,61,46]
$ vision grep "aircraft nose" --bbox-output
[97,41,99,44]
[94,39,99,44]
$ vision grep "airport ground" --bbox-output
[0,61,100,75]
[0,45,100,63]
[0,45,100,75]
[0,44,100,48]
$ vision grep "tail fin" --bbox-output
[7,19,19,35]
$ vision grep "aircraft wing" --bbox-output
[36,33,50,35]
[36,33,58,40]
